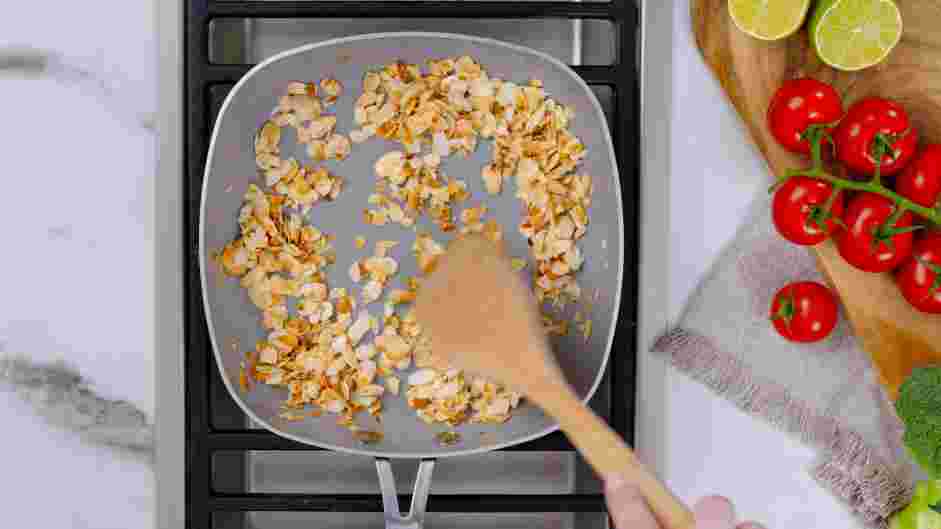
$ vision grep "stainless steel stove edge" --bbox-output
[634,0,674,489]
[155,0,185,527]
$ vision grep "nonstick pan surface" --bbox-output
[200,32,623,459]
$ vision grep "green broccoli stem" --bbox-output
[890,480,941,529]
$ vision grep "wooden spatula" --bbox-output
[414,234,694,529]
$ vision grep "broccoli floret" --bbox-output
[890,481,941,529]
[897,367,941,479]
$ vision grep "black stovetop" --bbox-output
[184,2,639,527]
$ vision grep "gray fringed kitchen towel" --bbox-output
[653,195,916,528]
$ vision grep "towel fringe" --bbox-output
[653,329,912,528]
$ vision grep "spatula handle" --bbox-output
[534,383,695,529]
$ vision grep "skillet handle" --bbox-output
[375,458,436,529]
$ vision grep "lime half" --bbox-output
[810,0,902,71]
[729,0,812,41]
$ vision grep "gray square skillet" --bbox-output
[200,32,623,529]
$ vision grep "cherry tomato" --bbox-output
[837,193,916,273]
[767,79,843,155]
[770,281,839,343]
[833,97,918,177]
[896,231,941,314]
[772,176,845,245]
[897,144,941,210]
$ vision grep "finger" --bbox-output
[605,477,660,529]
[693,496,736,529]
[736,523,767,529]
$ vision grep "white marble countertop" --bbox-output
[0,2,156,528]
[0,1,863,527]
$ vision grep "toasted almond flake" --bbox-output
[432,132,450,156]
[382,334,411,361]
[359,384,385,398]
[581,319,592,342]
[324,400,346,414]
[487,398,511,416]
[434,382,461,400]
[349,128,372,143]
[279,412,307,422]
[395,357,412,371]
[363,72,381,92]
[386,202,405,223]
[286,81,310,96]
[353,430,384,445]
[388,289,416,304]
[286,94,323,121]
[374,151,406,180]
[356,343,377,361]
[336,295,354,314]
[301,116,337,142]
[373,256,398,277]
[348,312,371,345]
[364,209,389,226]
[362,280,383,303]
[255,121,282,153]
[349,261,364,283]
[385,376,401,395]
[330,287,348,300]
[374,240,399,258]
[325,133,352,160]
[320,77,342,103]
[239,365,251,392]
[259,346,279,365]
[307,140,327,161]
[303,356,325,374]
[331,334,350,354]
[435,431,462,446]
[408,368,437,386]
[266,158,300,187]
[422,153,441,168]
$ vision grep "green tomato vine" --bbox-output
[771,126,941,228]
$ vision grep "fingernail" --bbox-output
[737,523,767,529]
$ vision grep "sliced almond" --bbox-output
[347,312,371,346]
[383,334,411,361]
[385,376,401,395]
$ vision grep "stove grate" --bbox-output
[184,1,639,526]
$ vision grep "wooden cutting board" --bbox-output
[691,0,941,400]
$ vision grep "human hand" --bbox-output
[604,477,765,529]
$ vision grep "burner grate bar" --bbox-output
[610,0,639,440]
[205,429,575,451]
[203,64,623,86]
[207,1,628,20]
[208,493,607,512]
[185,0,639,522]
